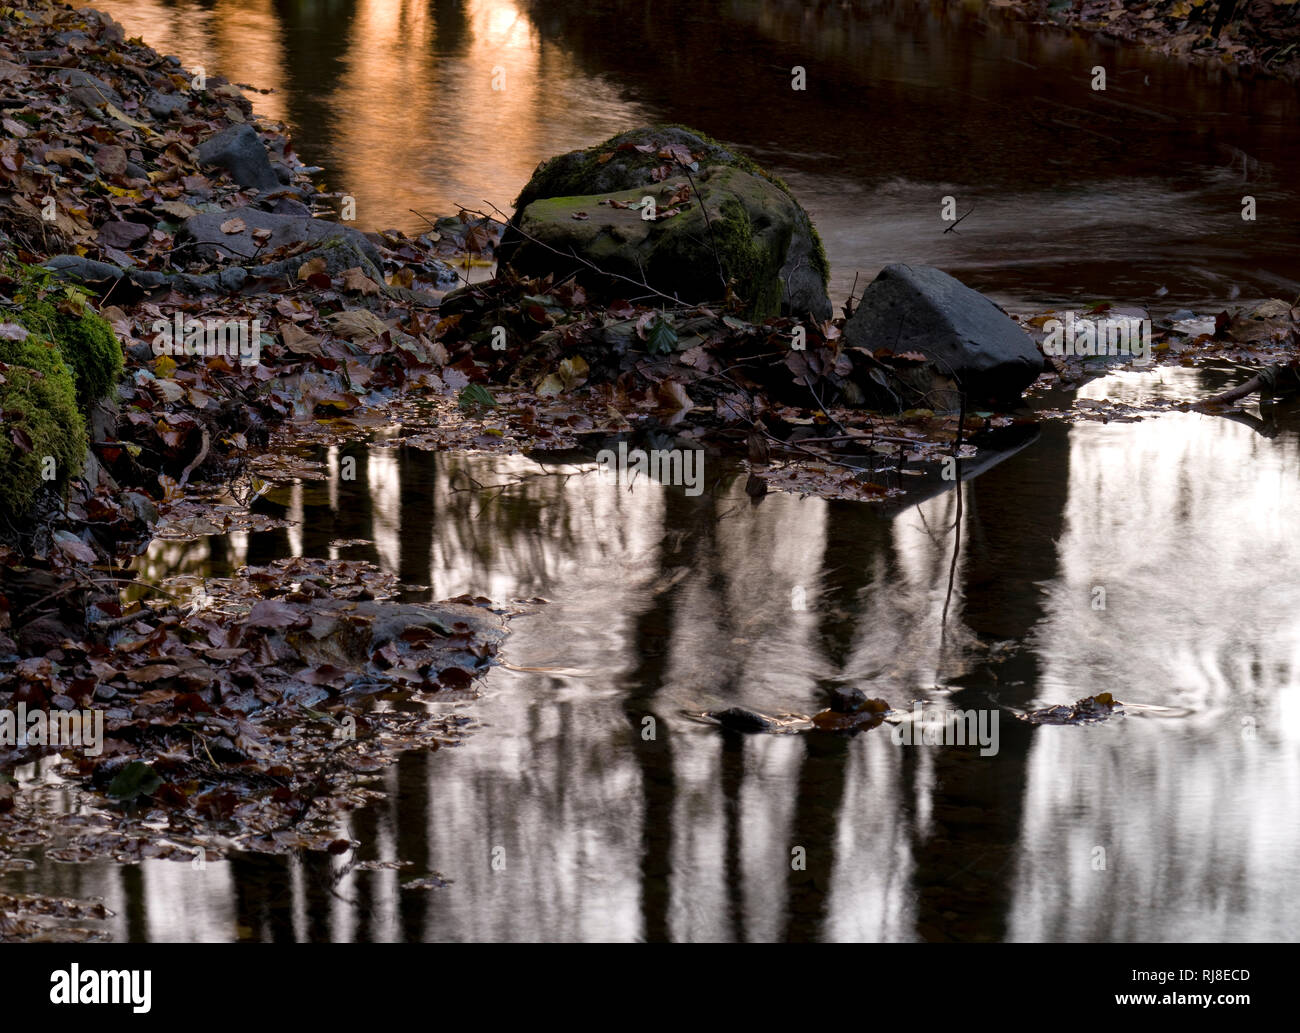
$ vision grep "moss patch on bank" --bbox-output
[0,332,86,520]
[0,268,120,521]
[16,296,123,410]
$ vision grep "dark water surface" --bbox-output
[6,1,1300,942]
[88,0,1300,311]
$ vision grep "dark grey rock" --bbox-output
[709,707,777,733]
[97,220,149,249]
[144,90,190,120]
[218,266,248,292]
[119,490,159,526]
[44,254,123,284]
[53,68,123,111]
[194,124,281,192]
[174,272,219,292]
[180,206,383,272]
[843,264,1046,405]
[45,255,168,292]
[271,197,312,217]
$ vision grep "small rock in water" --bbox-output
[708,707,777,733]
[830,686,868,713]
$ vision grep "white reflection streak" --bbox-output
[1012,413,1300,941]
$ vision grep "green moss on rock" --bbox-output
[509,125,831,313]
[0,333,86,520]
[513,166,800,320]
[711,198,786,321]
[18,298,123,410]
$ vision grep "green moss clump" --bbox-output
[711,198,786,321]
[18,298,123,410]
[0,333,86,520]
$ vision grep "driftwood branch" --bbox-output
[1193,364,1290,409]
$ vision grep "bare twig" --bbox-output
[675,161,728,293]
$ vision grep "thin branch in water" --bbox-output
[940,390,967,632]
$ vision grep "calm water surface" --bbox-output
[6,367,1300,941]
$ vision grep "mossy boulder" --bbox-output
[502,126,832,320]
[17,298,123,410]
[0,332,86,519]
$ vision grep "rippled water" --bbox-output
[89,0,1300,310]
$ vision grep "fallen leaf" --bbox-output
[341,267,382,295]
[296,256,327,282]
[52,530,97,563]
[281,323,324,356]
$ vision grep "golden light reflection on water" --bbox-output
[98,0,648,227]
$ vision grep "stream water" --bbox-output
[5,0,1299,941]
[86,0,1300,312]
[7,365,1300,941]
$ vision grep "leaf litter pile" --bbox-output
[0,3,523,938]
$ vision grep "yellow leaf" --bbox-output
[558,355,589,391]
[296,256,327,282]
[535,373,564,397]
[103,102,154,133]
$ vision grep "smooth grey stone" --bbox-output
[843,263,1046,405]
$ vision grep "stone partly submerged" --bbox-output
[500,126,832,322]
[843,263,1046,406]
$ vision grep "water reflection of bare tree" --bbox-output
[618,481,721,941]
[905,421,1070,941]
